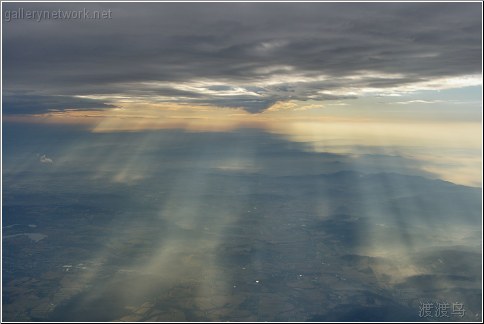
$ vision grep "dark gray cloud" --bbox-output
[3,2,482,113]
[3,94,116,115]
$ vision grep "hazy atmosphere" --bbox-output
[2,1,482,322]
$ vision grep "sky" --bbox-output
[2,2,482,114]
[3,1,482,186]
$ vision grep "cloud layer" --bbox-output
[3,2,482,113]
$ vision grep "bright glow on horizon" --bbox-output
[4,97,481,187]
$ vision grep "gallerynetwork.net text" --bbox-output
[4,8,112,22]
